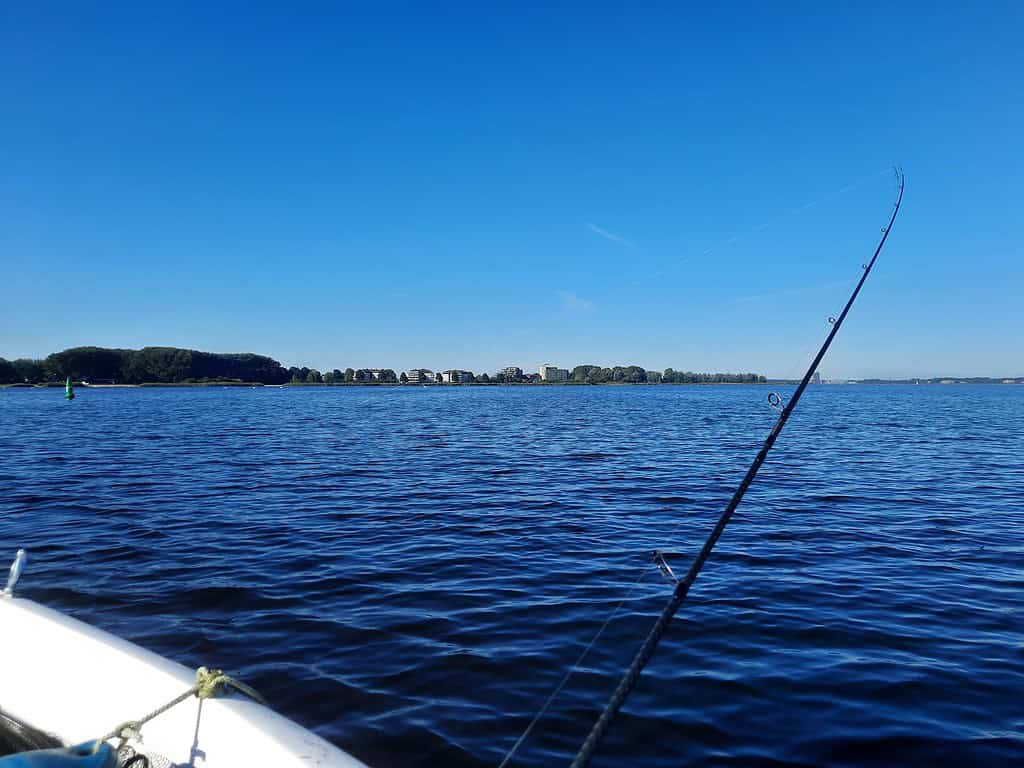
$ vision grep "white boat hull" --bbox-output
[0,597,369,767]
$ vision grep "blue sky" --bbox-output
[1,2,1021,378]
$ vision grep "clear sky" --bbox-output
[2,3,1021,378]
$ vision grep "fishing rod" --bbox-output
[570,169,905,768]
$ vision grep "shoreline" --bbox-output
[3,380,1021,389]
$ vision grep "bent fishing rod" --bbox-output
[570,169,905,768]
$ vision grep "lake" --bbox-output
[1,384,1022,767]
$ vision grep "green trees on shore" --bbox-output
[661,369,765,384]
[0,346,768,386]
[0,358,19,384]
[0,347,291,385]
[568,365,765,384]
[0,358,46,384]
[572,365,648,384]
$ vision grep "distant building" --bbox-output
[442,370,473,384]
[502,366,523,380]
[811,372,821,385]
[539,364,569,382]
[406,369,433,384]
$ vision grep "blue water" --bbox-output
[1,385,1022,767]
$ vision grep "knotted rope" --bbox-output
[104,666,267,744]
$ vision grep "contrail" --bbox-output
[586,222,636,249]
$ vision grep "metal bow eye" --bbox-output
[3,549,26,597]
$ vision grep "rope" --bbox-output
[104,666,267,744]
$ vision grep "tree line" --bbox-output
[0,347,290,384]
[567,365,764,385]
[1,346,766,386]
[289,368,399,384]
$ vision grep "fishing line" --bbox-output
[616,167,889,290]
[498,492,717,768]
[694,167,892,262]
[500,169,902,767]
[767,168,903,382]
[496,562,655,768]
[570,169,904,767]
[498,449,752,766]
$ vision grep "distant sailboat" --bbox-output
[65,377,74,400]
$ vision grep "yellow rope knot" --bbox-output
[104,666,269,744]
[195,666,228,699]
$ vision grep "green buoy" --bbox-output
[65,376,74,400]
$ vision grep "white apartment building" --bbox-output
[442,370,473,383]
[406,369,433,384]
[539,364,569,381]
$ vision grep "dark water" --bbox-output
[1,385,1022,767]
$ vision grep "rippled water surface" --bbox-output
[1,385,1022,767]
